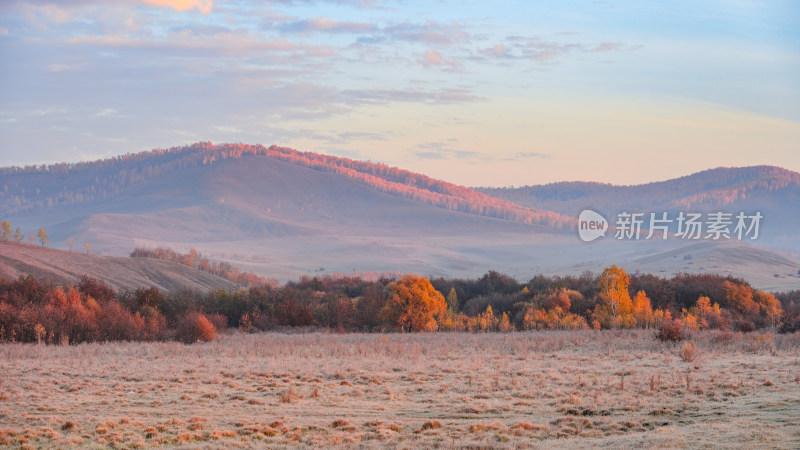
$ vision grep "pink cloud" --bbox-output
[139,0,213,14]
[423,49,443,65]
[421,49,461,70]
[278,18,375,34]
[592,42,624,52]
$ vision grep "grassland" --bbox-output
[1,330,799,448]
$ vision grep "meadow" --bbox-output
[1,330,799,448]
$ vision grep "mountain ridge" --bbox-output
[0,142,573,229]
[1,143,797,287]
[479,165,800,247]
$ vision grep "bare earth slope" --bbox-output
[0,241,237,292]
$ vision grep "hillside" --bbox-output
[0,241,237,292]
[0,142,572,229]
[0,143,798,288]
[479,166,800,247]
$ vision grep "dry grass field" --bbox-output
[1,330,799,448]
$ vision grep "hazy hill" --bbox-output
[0,143,798,289]
[479,166,800,248]
[0,142,572,229]
[0,241,237,292]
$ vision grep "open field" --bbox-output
[1,331,800,448]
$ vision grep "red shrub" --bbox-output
[205,313,228,332]
[656,318,685,343]
[175,312,217,344]
[77,275,117,303]
[97,300,145,341]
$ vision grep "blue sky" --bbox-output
[0,0,798,186]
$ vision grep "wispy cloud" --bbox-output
[47,63,77,72]
[591,42,625,53]
[421,49,461,69]
[340,87,482,105]
[356,20,470,46]
[95,108,119,117]
[139,0,213,14]
[476,36,631,63]
[63,34,334,58]
[412,142,484,161]
[505,152,551,161]
[276,18,375,34]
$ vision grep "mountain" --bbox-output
[0,240,237,292]
[479,166,800,248]
[0,143,798,289]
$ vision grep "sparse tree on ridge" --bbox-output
[67,238,74,252]
[84,242,91,254]
[14,227,21,242]
[37,228,48,247]
[1,220,11,240]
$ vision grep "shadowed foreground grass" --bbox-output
[1,330,799,448]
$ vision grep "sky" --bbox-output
[0,0,798,187]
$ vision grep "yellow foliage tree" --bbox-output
[478,305,497,331]
[381,275,447,332]
[632,290,653,328]
[1,221,10,240]
[594,265,635,328]
[498,312,513,332]
[37,228,48,247]
[446,287,458,314]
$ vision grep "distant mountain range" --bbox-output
[1,143,798,289]
[479,166,800,247]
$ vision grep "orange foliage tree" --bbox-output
[593,266,635,328]
[381,275,447,332]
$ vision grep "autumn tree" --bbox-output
[498,312,513,332]
[381,275,447,332]
[84,242,91,254]
[632,290,653,328]
[594,265,634,328]
[1,220,10,240]
[478,305,497,331]
[446,287,459,314]
[754,290,782,329]
[14,227,21,242]
[543,289,572,311]
[37,228,48,247]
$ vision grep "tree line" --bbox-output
[130,247,277,289]
[1,220,91,252]
[1,266,797,345]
